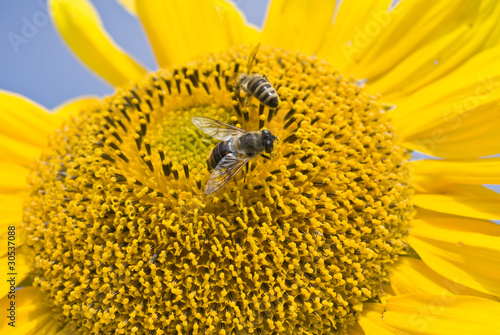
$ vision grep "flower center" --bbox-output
[23,46,413,334]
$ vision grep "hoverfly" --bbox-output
[192,116,278,194]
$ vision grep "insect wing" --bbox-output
[205,153,252,194]
[247,43,260,73]
[192,116,246,141]
[227,71,238,92]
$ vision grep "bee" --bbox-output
[192,116,278,194]
[232,43,280,109]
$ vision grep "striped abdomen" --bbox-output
[247,76,279,108]
[208,140,231,170]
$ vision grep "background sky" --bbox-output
[0,0,270,108]
[1,0,499,198]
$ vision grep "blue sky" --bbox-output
[0,0,269,108]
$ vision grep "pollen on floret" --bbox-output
[23,45,413,334]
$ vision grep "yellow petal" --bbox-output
[414,184,500,220]
[316,0,390,72]
[0,163,28,194]
[368,1,500,99]
[346,322,367,335]
[262,0,337,54]
[214,0,259,46]
[136,0,253,68]
[361,294,500,335]
[0,195,23,228]
[118,0,136,15]
[358,303,394,335]
[51,95,100,124]
[0,287,60,334]
[49,0,147,87]
[0,249,31,299]
[400,99,500,159]
[0,90,54,148]
[409,208,500,297]
[0,92,95,168]
[0,90,58,167]
[54,325,72,335]
[389,45,500,158]
[0,195,26,256]
[0,134,42,168]
[317,0,500,99]
[390,257,498,301]
[411,158,500,186]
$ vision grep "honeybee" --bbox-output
[192,116,278,194]
[233,43,279,109]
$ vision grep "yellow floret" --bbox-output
[23,46,413,334]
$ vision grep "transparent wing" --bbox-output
[227,72,236,90]
[192,116,246,141]
[227,71,239,95]
[206,153,252,194]
[247,43,260,73]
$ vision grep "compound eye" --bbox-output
[265,140,273,153]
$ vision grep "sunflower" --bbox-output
[1,0,500,334]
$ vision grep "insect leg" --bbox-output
[261,154,271,160]
[231,87,243,116]
[244,161,249,183]
[242,95,251,122]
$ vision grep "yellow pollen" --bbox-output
[23,46,413,334]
